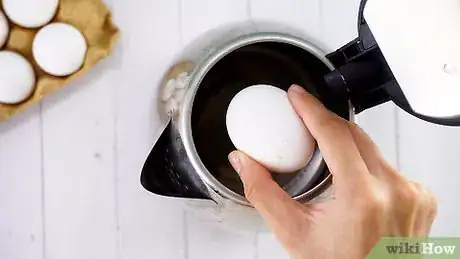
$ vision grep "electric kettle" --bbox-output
[141,0,460,230]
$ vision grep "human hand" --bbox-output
[228,85,438,259]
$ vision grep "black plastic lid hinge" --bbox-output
[326,38,363,68]
[325,37,394,114]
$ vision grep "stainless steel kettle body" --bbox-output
[141,23,353,231]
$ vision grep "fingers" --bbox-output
[347,123,383,173]
[287,85,370,187]
[387,180,438,236]
[228,151,307,235]
[409,182,438,236]
[425,190,438,234]
[347,123,406,183]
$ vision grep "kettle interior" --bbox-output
[191,40,350,198]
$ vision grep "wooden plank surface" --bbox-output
[112,1,187,259]
[181,0,250,47]
[321,0,361,51]
[357,104,399,167]
[0,107,44,259]
[40,60,118,259]
[256,233,289,259]
[187,215,258,259]
[250,0,322,45]
[398,111,460,236]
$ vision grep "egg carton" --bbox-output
[0,0,119,121]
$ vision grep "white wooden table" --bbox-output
[1,1,459,259]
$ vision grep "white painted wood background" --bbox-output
[1,0,459,259]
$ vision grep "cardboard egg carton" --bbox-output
[0,0,119,121]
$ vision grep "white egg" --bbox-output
[226,84,316,173]
[2,0,59,28]
[0,51,36,104]
[33,23,87,77]
[0,11,9,48]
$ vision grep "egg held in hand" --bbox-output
[226,85,316,173]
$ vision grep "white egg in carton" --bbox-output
[0,0,88,105]
[0,10,8,48]
[3,0,59,29]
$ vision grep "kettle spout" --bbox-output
[141,121,211,200]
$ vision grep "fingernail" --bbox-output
[228,151,243,173]
[289,84,306,94]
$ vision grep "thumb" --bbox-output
[228,151,306,232]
